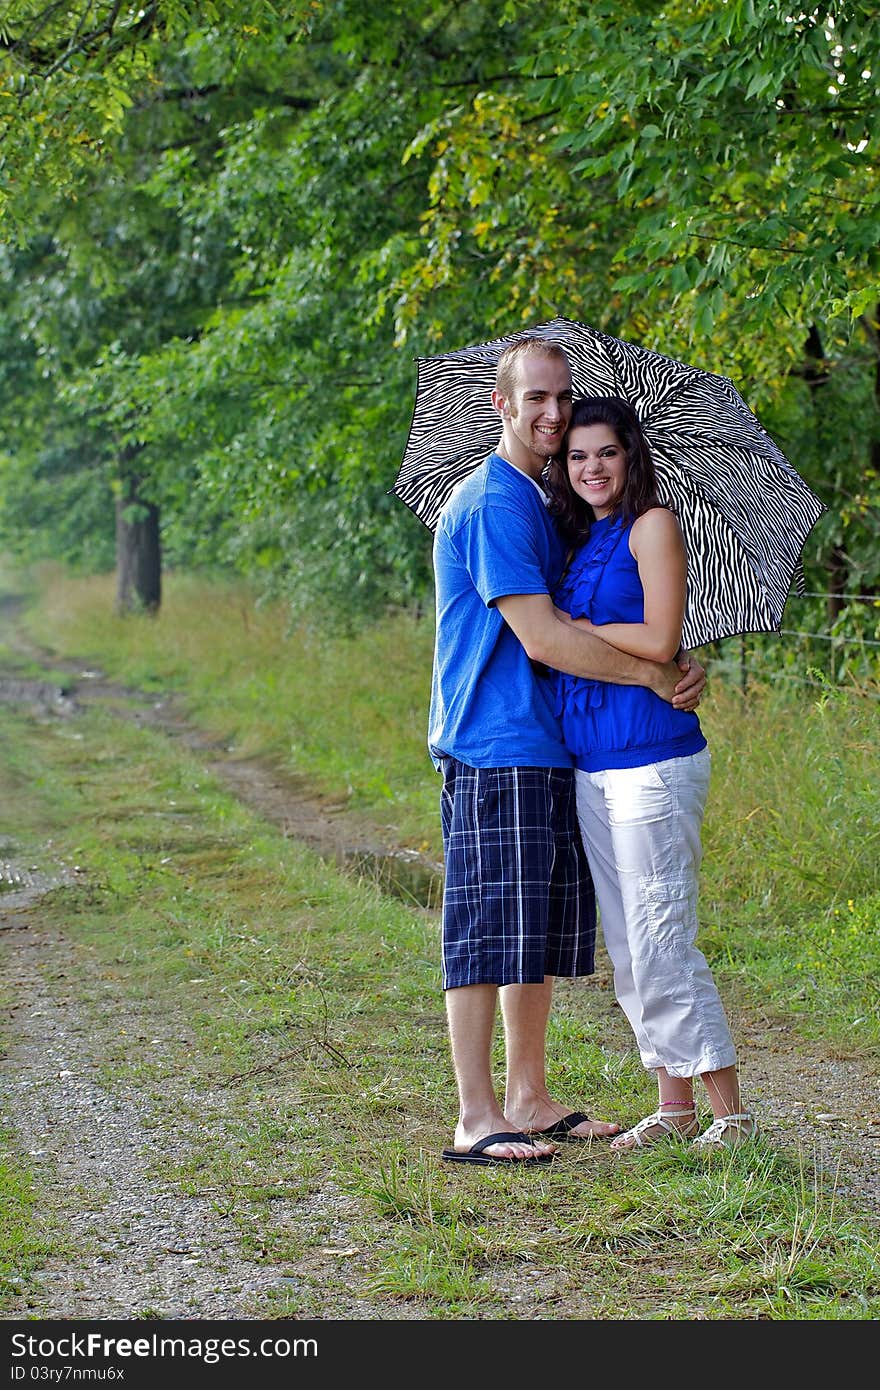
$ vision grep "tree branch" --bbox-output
[3,0,160,77]
[136,83,318,113]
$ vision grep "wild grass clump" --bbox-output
[0,1122,62,1296]
[695,679,879,1050]
[699,678,878,918]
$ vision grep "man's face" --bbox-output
[494,352,573,465]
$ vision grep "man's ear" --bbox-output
[491,388,510,419]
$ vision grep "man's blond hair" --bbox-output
[495,336,570,399]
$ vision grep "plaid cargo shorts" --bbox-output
[439,757,596,989]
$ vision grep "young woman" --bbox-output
[546,396,756,1150]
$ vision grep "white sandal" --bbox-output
[611,1104,699,1151]
[692,1112,757,1148]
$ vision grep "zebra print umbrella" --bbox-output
[391,316,827,648]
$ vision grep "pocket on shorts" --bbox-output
[652,749,711,798]
[644,876,697,950]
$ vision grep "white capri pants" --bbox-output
[574,748,736,1078]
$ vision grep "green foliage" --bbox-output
[543,1,880,332]
[760,349,880,605]
[0,0,877,630]
[380,0,880,609]
[0,2,315,229]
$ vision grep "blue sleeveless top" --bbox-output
[552,514,707,772]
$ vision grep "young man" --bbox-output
[429,336,706,1165]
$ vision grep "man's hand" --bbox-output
[496,592,703,694]
[672,651,706,712]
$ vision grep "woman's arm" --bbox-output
[562,508,686,663]
[496,591,682,700]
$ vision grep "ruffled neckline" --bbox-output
[551,518,630,737]
[555,517,627,620]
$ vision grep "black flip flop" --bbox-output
[441,1130,556,1165]
[529,1110,618,1141]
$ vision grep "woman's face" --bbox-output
[566,422,627,519]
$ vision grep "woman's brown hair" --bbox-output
[546,395,665,546]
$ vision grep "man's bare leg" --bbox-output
[445,983,555,1159]
[501,977,621,1138]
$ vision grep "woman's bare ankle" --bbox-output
[658,1099,697,1132]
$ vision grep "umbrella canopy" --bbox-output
[391,316,827,648]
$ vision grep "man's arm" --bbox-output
[496,592,682,703]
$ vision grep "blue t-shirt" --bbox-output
[428,453,572,769]
[552,514,707,772]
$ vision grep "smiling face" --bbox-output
[492,348,573,476]
[566,422,628,519]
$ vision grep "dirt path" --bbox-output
[0,631,878,1320]
[0,629,437,1319]
[1,903,310,1318]
[1,656,444,908]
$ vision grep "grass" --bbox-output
[0,560,878,1320]
[19,561,880,1055]
[0,1122,61,1301]
[20,562,439,850]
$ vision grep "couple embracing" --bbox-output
[428,335,756,1165]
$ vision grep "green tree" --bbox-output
[1,2,556,615]
[0,1,313,226]
[0,1,877,644]
[382,0,880,612]
[0,4,331,608]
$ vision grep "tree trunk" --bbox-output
[116,461,161,615]
[802,325,841,624]
[867,300,873,483]
[826,544,848,623]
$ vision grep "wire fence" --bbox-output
[702,589,880,700]
[797,591,880,602]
